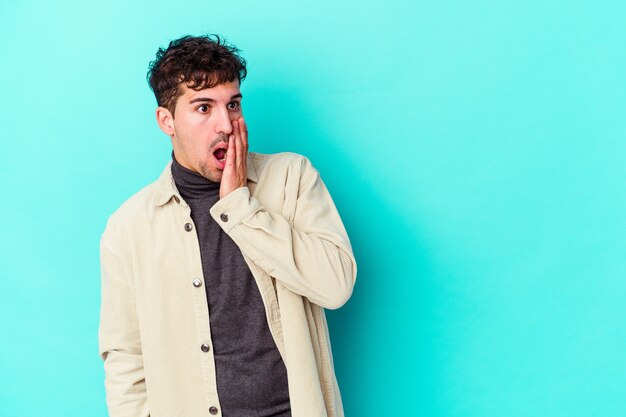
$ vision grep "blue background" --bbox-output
[1,1,625,416]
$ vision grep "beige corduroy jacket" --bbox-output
[98,151,357,417]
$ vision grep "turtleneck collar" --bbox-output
[170,152,220,200]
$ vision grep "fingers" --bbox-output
[240,117,248,153]
[226,129,236,170]
[234,119,244,170]
[219,118,247,198]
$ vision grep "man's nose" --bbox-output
[215,107,233,135]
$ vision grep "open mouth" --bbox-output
[213,147,227,169]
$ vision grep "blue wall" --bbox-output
[1,1,625,415]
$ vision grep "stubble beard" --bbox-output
[198,160,222,183]
[198,133,229,183]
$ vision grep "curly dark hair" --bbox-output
[147,34,247,115]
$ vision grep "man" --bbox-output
[98,34,357,417]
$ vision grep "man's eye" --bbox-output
[197,105,210,113]
[228,102,240,111]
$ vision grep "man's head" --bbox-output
[147,35,247,182]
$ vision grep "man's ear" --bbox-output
[156,106,175,136]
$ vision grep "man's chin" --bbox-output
[198,165,222,183]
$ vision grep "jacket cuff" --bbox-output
[209,186,260,233]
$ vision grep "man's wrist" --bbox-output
[211,186,258,233]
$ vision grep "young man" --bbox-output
[98,35,357,417]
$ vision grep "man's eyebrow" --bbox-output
[189,93,243,104]
[189,97,215,104]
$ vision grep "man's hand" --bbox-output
[220,117,248,199]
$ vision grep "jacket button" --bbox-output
[192,279,202,287]
[201,344,210,352]
[209,406,218,415]
[220,213,228,222]
[184,222,193,231]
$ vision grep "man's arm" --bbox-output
[210,157,357,310]
[98,230,150,417]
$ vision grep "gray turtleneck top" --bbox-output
[171,153,291,417]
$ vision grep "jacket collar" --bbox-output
[152,152,258,207]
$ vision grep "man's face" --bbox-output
[160,80,243,182]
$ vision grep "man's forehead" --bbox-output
[181,81,241,100]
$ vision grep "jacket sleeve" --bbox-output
[209,158,357,310]
[98,228,150,417]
